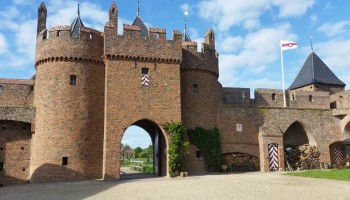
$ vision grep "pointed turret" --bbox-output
[204,28,215,48]
[132,0,148,38]
[289,52,345,94]
[182,11,191,41]
[109,2,118,31]
[37,2,47,36]
[71,2,85,38]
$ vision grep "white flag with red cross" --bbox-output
[280,40,298,51]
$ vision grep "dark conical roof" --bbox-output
[289,52,345,90]
[133,15,148,38]
[71,3,84,38]
[182,32,191,41]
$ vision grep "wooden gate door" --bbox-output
[154,131,159,175]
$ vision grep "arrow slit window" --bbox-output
[141,68,150,86]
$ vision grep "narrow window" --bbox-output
[141,68,150,86]
[141,68,149,75]
[90,33,93,39]
[192,84,198,94]
[0,162,4,172]
[70,75,77,85]
[21,147,25,150]
[272,93,276,101]
[57,31,60,37]
[330,102,337,109]
[62,157,68,166]
[0,85,3,93]
[30,86,34,91]
[309,95,313,102]
[291,94,295,101]
[236,124,242,132]
[195,151,202,159]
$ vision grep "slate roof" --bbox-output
[133,15,148,38]
[71,5,84,38]
[288,52,345,90]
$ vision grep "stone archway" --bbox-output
[283,121,309,147]
[103,119,168,181]
[122,119,168,177]
[283,121,311,170]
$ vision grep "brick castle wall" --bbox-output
[0,79,34,106]
[0,121,31,186]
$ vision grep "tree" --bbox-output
[134,147,142,158]
[145,145,153,161]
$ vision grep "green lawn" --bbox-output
[285,169,350,181]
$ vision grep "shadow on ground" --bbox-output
[0,167,161,200]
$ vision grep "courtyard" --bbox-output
[0,171,349,200]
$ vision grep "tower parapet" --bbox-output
[181,28,219,77]
[35,26,103,66]
[104,24,182,63]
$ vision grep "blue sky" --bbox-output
[1,0,350,148]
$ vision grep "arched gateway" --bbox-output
[103,119,170,180]
[121,120,168,177]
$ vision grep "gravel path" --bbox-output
[1,172,349,200]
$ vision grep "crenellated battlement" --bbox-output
[104,24,182,63]
[254,89,330,109]
[35,26,104,67]
[181,39,219,77]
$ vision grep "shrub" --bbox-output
[188,127,222,172]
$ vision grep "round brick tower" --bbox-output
[30,3,105,183]
[181,29,221,173]
[181,28,220,130]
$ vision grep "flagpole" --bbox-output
[280,41,287,108]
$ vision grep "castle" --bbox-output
[0,2,349,186]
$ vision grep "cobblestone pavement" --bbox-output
[1,171,349,200]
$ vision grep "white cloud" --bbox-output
[15,19,36,59]
[218,24,297,89]
[197,0,315,31]
[315,40,350,70]
[198,0,268,31]
[0,33,8,54]
[310,15,318,24]
[218,36,243,53]
[317,21,350,37]
[219,24,297,73]
[271,0,315,18]
[180,3,193,14]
